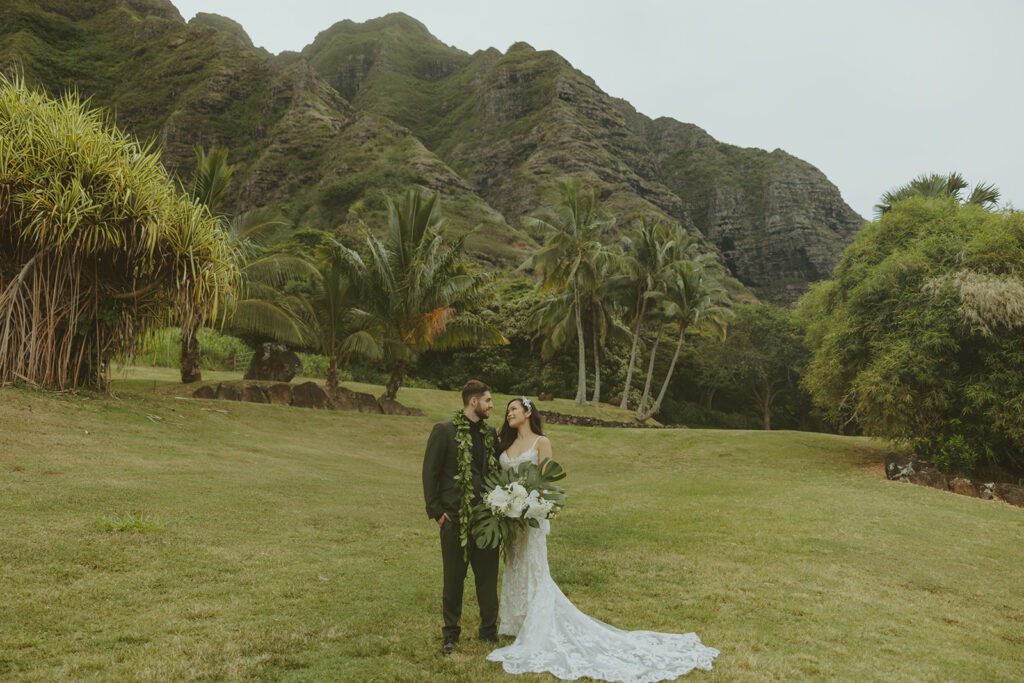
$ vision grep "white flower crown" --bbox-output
[520,396,533,412]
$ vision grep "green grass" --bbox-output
[2,371,1022,680]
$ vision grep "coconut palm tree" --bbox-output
[522,179,615,405]
[874,172,1000,216]
[183,147,316,382]
[612,216,677,409]
[215,209,318,347]
[340,189,505,401]
[309,242,381,391]
[636,253,731,422]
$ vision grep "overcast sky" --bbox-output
[173,0,1023,219]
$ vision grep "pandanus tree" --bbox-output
[0,76,234,389]
[636,252,731,422]
[874,172,1000,217]
[523,179,615,405]
[340,189,505,401]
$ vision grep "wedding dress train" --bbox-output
[487,441,718,682]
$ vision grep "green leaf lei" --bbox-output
[452,409,497,557]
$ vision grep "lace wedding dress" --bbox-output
[487,439,718,682]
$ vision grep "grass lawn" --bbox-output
[1,370,1022,681]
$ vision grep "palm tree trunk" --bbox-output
[619,293,646,409]
[382,360,406,402]
[180,328,201,384]
[591,319,601,404]
[638,323,663,415]
[573,276,588,406]
[637,326,685,422]
[326,354,339,391]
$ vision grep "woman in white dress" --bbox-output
[487,398,718,682]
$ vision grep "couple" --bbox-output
[422,380,718,682]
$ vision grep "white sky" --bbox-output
[172,0,1024,219]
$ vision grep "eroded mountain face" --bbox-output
[1,2,864,299]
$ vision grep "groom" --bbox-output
[422,379,500,654]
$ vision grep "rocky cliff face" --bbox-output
[1,3,864,298]
[0,1,528,264]
[305,18,864,300]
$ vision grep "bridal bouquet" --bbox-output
[472,459,567,551]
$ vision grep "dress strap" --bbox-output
[530,436,542,451]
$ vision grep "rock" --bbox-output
[215,383,241,401]
[908,467,948,491]
[992,483,1024,508]
[192,385,216,400]
[244,343,303,382]
[292,381,328,409]
[979,483,995,500]
[538,392,554,401]
[329,387,383,414]
[949,477,979,498]
[241,384,268,404]
[265,383,293,406]
[379,399,426,417]
[884,452,914,480]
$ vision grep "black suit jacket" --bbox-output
[422,418,498,521]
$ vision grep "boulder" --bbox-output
[265,383,293,406]
[329,387,383,414]
[979,483,995,500]
[949,477,979,498]
[292,381,329,409]
[992,483,1024,508]
[908,467,948,491]
[191,385,216,400]
[379,398,426,417]
[241,384,268,404]
[244,343,302,382]
[215,383,241,401]
[884,452,914,480]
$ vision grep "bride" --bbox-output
[487,397,719,682]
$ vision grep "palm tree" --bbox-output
[216,209,318,347]
[636,252,731,422]
[522,179,615,405]
[875,172,1000,216]
[183,146,316,382]
[611,216,677,409]
[635,227,702,413]
[582,261,631,404]
[341,189,505,401]
[308,242,381,390]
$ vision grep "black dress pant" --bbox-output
[439,517,499,641]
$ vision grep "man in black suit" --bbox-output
[422,379,499,654]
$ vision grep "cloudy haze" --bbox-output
[172,0,1024,219]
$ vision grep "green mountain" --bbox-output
[0,1,865,299]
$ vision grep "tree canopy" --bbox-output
[800,197,1024,475]
[0,75,234,389]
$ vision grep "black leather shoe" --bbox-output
[441,640,457,655]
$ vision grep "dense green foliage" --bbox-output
[800,198,1024,475]
[0,75,233,389]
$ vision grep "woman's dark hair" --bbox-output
[497,398,544,455]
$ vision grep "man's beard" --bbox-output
[473,404,489,420]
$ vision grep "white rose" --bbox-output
[485,486,511,514]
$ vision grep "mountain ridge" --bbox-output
[0,2,865,299]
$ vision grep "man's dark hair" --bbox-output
[462,379,490,406]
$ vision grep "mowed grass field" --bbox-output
[1,369,1022,681]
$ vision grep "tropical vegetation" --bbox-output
[801,195,1024,476]
[0,75,233,390]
